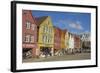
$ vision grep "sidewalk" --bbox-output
[23,52,91,63]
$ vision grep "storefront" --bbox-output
[22,44,37,59]
[37,43,54,57]
[39,47,52,57]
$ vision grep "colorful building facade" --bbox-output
[22,11,89,58]
[22,10,38,59]
[54,27,61,54]
[80,32,91,52]
[68,33,74,53]
[65,30,69,50]
[74,35,81,52]
[61,30,66,49]
[37,16,54,57]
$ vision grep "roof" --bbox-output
[54,26,68,32]
[54,26,62,31]
[36,16,49,26]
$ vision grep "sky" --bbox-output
[32,10,91,34]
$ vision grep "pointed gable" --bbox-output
[36,16,49,26]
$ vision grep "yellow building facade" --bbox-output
[61,30,66,49]
[37,16,54,56]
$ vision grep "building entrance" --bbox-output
[40,47,52,57]
[23,48,32,59]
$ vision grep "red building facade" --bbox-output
[54,27,61,53]
[22,10,37,59]
[74,35,81,52]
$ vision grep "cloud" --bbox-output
[54,19,84,30]
[69,21,83,30]
[58,19,84,30]
[69,23,83,30]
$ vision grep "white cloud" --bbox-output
[69,21,83,30]
[54,19,84,31]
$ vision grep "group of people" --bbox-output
[39,48,52,58]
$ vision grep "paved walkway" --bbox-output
[23,52,91,63]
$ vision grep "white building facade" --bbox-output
[80,32,91,52]
[68,33,74,53]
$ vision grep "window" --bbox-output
[42,35,46,43]
[43,26,46,32]
[45,26,47,33]
[45,36,47,42]
[49,38,51,43]
[44,26,49,33]
[42,35,45,43]
[30,36,34,43]
[47,36,49,43]
[26,21,31,29]
[47,26,48,33]
[48,28,50,33]
[48,39,50,43]
[24,35,30,42]
[44,26,46,32]
[49,28,52,33]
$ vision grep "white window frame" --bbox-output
[26,21,31,29]
[30,36,34,43]
[24,35,30,43]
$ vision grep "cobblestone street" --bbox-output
[23,52,91,63]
